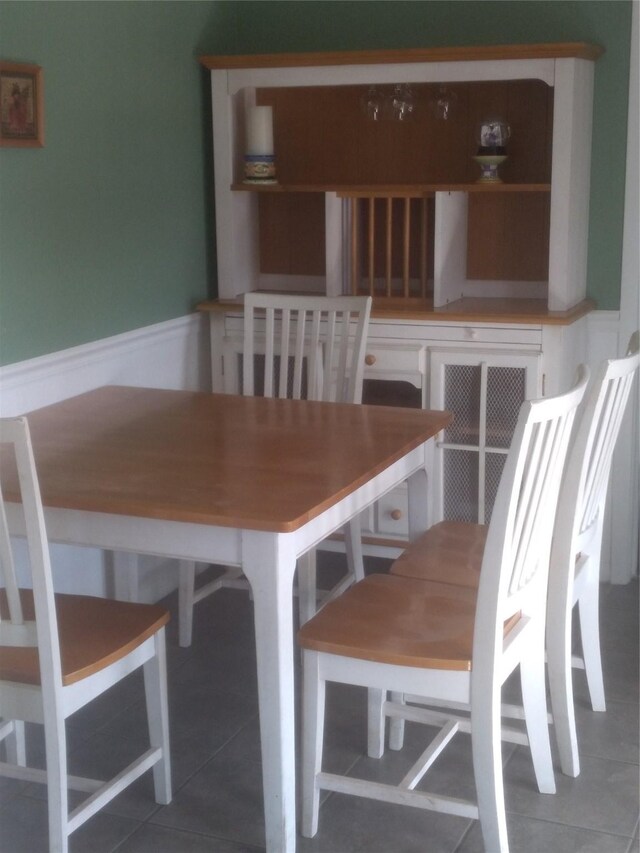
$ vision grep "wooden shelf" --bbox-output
[231,183,551,195]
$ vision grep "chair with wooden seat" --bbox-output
[178,292,373,646]
[0,417,171,853]
[387,333,639,776]
[546,331,639,776]
[298,369,587,852]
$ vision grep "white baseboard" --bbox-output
[1,313,212,601]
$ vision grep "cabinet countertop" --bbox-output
[197,297,595,327]
[200,43,603,70]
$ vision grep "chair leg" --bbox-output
[577,568,606,712]
[112,551,141,602]
[143,629,172,804]
[301,650,326,838]
[520,634,556,794]
[43,707,70,853]
[344,514,365,583]
[298,551,318,626]
[471,676,508,853]
[547,595,580,778]
[388,692,406,751]
[367,688,386,758]
[178,560,197,648]
[4,720,26,766]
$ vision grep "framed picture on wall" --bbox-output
[0,61,44,147]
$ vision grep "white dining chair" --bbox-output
[298,369,587,852]
[386,334,639,776]
[178,293,373,646]
[546,331,639,776]
[0,417,172,853]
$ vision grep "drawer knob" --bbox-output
[465,327,478,341]
[365,354,376,366]
[389,509,403,521]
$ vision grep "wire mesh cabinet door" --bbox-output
[429,348,541,524]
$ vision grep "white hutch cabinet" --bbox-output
[198,43,601,552]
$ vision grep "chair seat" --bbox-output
[390,521,486,588]
[0,590,169,686]
[299,574,521,671]
[300,574,506,671]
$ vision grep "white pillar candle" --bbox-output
[246,106,274,155]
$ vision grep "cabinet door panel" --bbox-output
[442,447,480,523]
[442,362,481,446]
[485,364,526,448]
[431,348,540,523]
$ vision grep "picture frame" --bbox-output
[0,61,44,148]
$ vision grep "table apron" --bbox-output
[282,442,431,555]
[6,441,430,565]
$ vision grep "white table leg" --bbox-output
[387,442,432,751]
[209,312,226,393]
[407,440,432,541]
[112,551,140,601]
[242,530,299,853]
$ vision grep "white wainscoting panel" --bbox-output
[0,313,211,600]
[2,310,636,595]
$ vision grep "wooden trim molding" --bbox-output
[196,297,596,327]
[200,42,604,70]
[231,183,551,195]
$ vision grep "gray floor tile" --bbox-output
[458,813,634,853]
[504,748,639,838]
[572,697,639,765]
[2,574,637,853]
[0,791,140,853]
[0,794,50,853]
[297,789,471,853]
[149,753,266,849]
[117,822,263,853]
[0,774,27,806]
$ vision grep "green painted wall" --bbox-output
[0,1,632,367]
[0,0,220,365]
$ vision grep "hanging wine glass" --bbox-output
[429,85,458,121]
[361,85,383,121]
[390,84,415,121]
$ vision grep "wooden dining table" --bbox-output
[2,385,451,853]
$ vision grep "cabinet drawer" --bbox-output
[427,325,542,347]
[363,344,424,374]
[376,488,409,537]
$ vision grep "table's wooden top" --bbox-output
[1,387,451,533]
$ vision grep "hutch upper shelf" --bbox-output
[200,43,602,316]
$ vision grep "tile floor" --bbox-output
[1,557,638,853]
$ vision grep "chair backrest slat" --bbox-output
[278,308,291,399]
[264,307,276,398]
[555,333,639,567]
[308,309,323,400]
[243,294,372,404]
[0,417,64,693]
[475,367,588,646]
[292,310,306,399]
[579,370,635,533]
[323,310,338,402]
[0,477,23,626]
